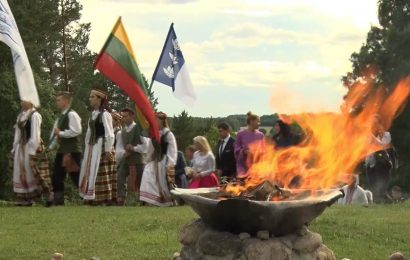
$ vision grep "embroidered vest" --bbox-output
[121,124,143,165]
[17,110,35,145]
[57,110,82,153]
[88,112,105,145]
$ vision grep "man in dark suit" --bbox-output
[215,122,236,178]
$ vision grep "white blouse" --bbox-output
[192,151,215,177]
[12,109,41,155]
[373,132,391,146]
[49,109,82,150]
[134,128,177,167]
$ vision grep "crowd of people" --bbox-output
[9,89,404,207]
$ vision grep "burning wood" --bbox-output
[219,180,294,201]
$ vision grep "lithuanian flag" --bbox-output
[94,17,159,141]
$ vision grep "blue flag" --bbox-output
[152,23,196,106]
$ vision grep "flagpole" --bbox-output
[151,22,174,86]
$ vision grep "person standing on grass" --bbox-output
[234,111,264,178]
[79,88,116,205]
[174,151,188,188]
[111,111,123,147]
[10,100,53,206]
[185,145,196,167]
[365,115,393,203]
[188,136,219,188]
[272,119,297,149]
[50,91,82,206]
[215,122,236,180]
[115,107,148,206]
[139,112,177,207]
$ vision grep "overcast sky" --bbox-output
[80,0,379,117]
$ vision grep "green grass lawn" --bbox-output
[0,202,409,260]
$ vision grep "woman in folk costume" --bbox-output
[139,112,177,207]
[10,100,53,206]
[79,89,117,205]
[187,136,219,188]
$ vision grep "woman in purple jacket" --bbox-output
[234,111,264,178]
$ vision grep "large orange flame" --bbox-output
[226,76,410,196]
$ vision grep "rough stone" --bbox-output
[279,234,297,249]
[316,245,336,260]
[296,226,309,237]
[257,230,270,240]
[180,245,199,260]
[179,219,207,246]
[243,240,272,259]
[268,240,292,260]
[202,254,236,260]
[293,230,322,253]
[244,239,290,260]
[239,232,251,240]
[389,252,406,260]
[290,252,316,260]
[197,230,242,256]
[176,223,335,260]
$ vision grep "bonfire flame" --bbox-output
[225,75,410,198]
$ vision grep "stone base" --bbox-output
[175,219,336,260]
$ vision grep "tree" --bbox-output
[172,110,195,151]
[0,0,95,200]
[342,0,410,191]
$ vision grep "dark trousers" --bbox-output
[117,161,145,199]
[366,164,391,203]
[52,153,82,193]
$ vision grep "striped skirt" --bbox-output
[91,154,117,205]
[10,143,52,201]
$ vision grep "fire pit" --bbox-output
[171,187,343,236]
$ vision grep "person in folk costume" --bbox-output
[50,91,82,206]
[139,112,177,207]
[111,111,122,147]
[110,111,123,203]
[337,175,369,206]
[79,89,117,205]
[115,107,148,206]
[10,100,53,206]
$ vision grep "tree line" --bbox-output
[1,0,410,199]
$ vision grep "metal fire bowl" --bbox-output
[171,188,343,236]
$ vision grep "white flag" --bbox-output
[152,23,196,106]
[0,0,40,107]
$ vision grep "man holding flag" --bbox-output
[94,17,178,206]
[94,17,159,141]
